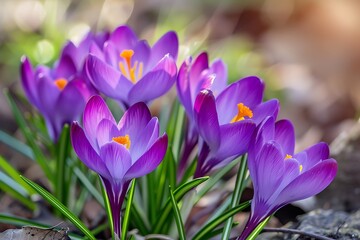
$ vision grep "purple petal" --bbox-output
[71,122,110,178]
[86,54,133,100]
[269,158,301,203]
[251,99,280,125]
[83,95,116,149]
[132,40,151,71]
[216,76,264,124]
[118,102,152,142]
[149,31,178,68]
[56,42,78,76]
[36,75,60,114]
[109,25,138,51]
[96,119,120,149]
[104,42,119,68]
[89,42,105,61]
[20,56,38,106]
[124,134,168,180]
[251,141,285,202]
[303,142,330,167]
[274,119,295,156]
[127,55,176,104]
[208,59,227,94]
[215,120,256,160]
[176,58,193,118]
[275,159,337,205]
[189,52,209,81]
[131,117,159,161]
[100,142,132,180]
[194,90,220,150]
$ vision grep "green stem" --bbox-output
[55,125,70,207]
[121,179,136,240]
[221,155,248,240]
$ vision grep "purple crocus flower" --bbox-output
[20,32,107,141]
[238,117,337,239]
[71,95,168,237]
[193,76,279,177]
[176,52,227,177]
[85,25,178,109]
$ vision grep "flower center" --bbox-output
[230,103,253,123]
[119,49,143,84]
[54,78,68,90]
[112,134,131,149]
[285,154,292,160]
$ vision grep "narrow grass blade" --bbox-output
[192,201,250,240]
[169,186,186,240]
[73,167,103,206]
[221,155,247,240]
[20,175,96,240]
[4,90,53,183]
[55,125,70,205]
[246,216,271,240]
[0,172,36,210]
[204,222,239,239]
[0,155,36,195]
[130,202,150,235]
[0,130,34,160]
[153,177,209,233]
[121,179,136,240]
[196,160,238,203]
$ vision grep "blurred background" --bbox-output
[1,0,360,229]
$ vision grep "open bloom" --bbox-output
[193,76,279,177]
[238,117,337,239]
[71,95,168,237]
[176,52,227,176]
[86,25,178,109]
[20,32,107,141]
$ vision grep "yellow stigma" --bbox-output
[230,103,253,123]
[285,154,292,160]
[299,164,303,173]
[112,134,131,149]
[54,78,68,90]
[119,49,143,83]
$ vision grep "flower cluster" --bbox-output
[20,25,337,239]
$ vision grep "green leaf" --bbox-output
[0,155,36,195]
[73,167,103,206]
[246,216,271,240]
[153,176,209,233]
[192,201,250,240]
[179,155,198,185]
[222,155,248,240]
[0,130,34,160]
[0,172,36,210]
[196,160,238,203]
[121,179,136,240]
[204,222,239,239]
[169,186,186,240]
[130,202,150,235]
[4,90,53,183]
[55,125,70,206]
[20,175,96,240]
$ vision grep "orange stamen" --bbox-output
[230,103,253,123]
[285,154,292,160]
[119,49,143,83]
[54,78,68,90]
[112,134,131,149]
